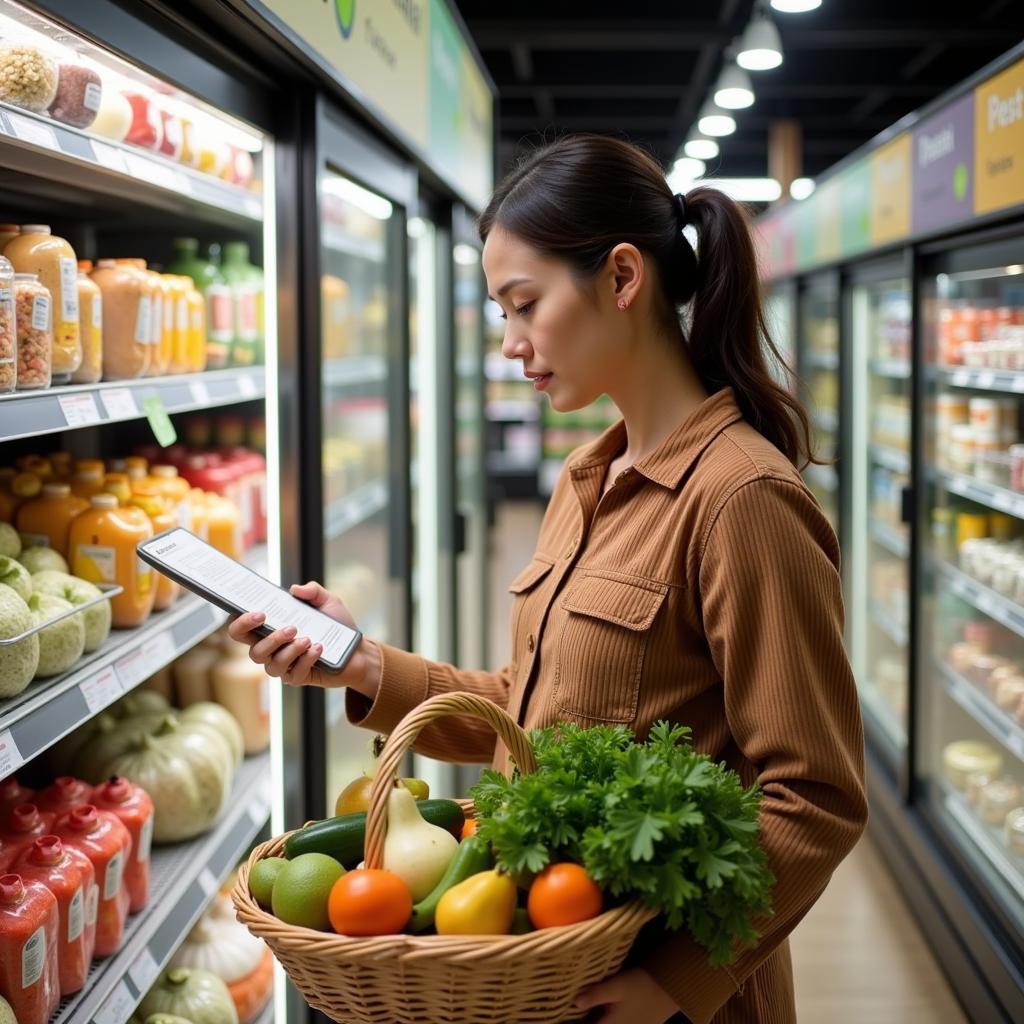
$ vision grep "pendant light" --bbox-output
[713,62,755,109]
[737,13,783,71]
[771,0,821,12]
[697,101,737,137]
[683,134,720,160]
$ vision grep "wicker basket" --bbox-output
[232,691,658,1024]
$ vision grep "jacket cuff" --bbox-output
[644,934,740,1024]
[345,643,430,735]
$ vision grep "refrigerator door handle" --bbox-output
[454,509,468,556]
[900,484,914,525]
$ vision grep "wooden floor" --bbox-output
[488,499,968,1024]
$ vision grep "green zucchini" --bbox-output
[284,798,465,867]
[407,835,493,933]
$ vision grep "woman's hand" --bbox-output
[226,581,381,695]
[574,969,679,1024]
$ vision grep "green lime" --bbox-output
[250,857,288,909]
[271,853,345,930]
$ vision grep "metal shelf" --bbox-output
[57,754,272,1024]
[933,366,1024,394]
[805,349,839,370]
[0,104,263,225]
[871,603,908,648]
[0,367,265,443]
[870,442,910,475]
[933,558,1024,641]
[0,546,266,777]
[932,468,1024,521]
[869,358,911,379]
[324,479,388,541]
[322,355,387,389]
[870,517,909,558]
[937,661,1024,763]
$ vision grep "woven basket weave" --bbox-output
[232,691,658,1023]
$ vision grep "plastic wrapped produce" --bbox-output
[0,256,14,394]
[47,62,102,129]
[72,262,102,384]
[12,274,51,390]
[0,44,58,113]
[90,259,150,379]
[90,88,131,141]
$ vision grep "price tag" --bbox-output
[100,388,138,419]
[142,631,176,668]
[1013,375,1024,393]
[173,171,194,197]
[93,980,136,1024]
[81,667,123,714]
[978,371,996,389]
[90,140,128,173]
[115,647,148,690]
[142,395,177,447]
[58,393,101,427]
[126,154,178,191]
[992,491,1014,512]
[128,947,160,994]
[238,374,258,398]
[6,112,58,151]
[0,730,23,776]
[952,370,971,388]
[977,593,998,618]
[198,868,218,897]
[189,380,210,405]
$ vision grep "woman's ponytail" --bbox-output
[682,187,815,467]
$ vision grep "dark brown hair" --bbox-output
[478,134,815,468]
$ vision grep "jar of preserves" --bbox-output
[0,226,19,252]
[12,273,51,391]
[0,255,14,394]
[4,226,80,383]
[90,259,150,380]
[47,62,102,129]
[71,263,102,385]
[0,43,58,113]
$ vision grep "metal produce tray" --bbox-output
[0,582,123,646]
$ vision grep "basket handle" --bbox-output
[363,691,537,869]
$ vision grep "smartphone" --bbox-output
[137,527,362,673]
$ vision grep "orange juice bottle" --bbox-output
[189,488,209,541]
[47,452,72,481]
[124,457,148,488]
[155,273,174,376]
[0,469,15,522]
[15,483,89,557]
[68,494,155,628]
[128,490,179,609]
[186,281,207,372]
[148,465,191,532]
[205,494,242,558]
[16,455,52,482]
[102,473,132,506]
[70,460,105,500]
[167,276,190,375]
[1,473,41,523]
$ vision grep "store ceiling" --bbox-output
[452,0,1023,182]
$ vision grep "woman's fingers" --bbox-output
[282,642,323,685]
[249,625,298,664]
[290,581,328,607]
[266,636,312,677]
[228,610,266,644]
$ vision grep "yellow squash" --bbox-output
[435,869,517,935]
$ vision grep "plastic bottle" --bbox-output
[67,494,155,629]
[70,459,106,501]
[0,780,33,819]
[167,275,190,374]
[102,472,132,506]
[171,645,219,707]
[72,262,102,384]
[34,779,92,818]
[15,483,88,557]
[0,874,60,1024]
[0,254,15,395]
[204,493,243,558]
[13,837,95,996]
[128,489,180,609]
[0,226,19,252]
[90,259,150,380]
[189,487,209,541]
[222,446,266,546]
[151,271,174,377]
[91,778,153,913]
[185,278,207,372]
[212,643,270,754]
[0,807,57,867]
[165,237,231,369]
[0,473,41,523]
[53,806,130,958]
[124,456,148,486]
[114,260,160,376]
[3,225,80,383]
[48,452,72,481]
[221,241,263,367]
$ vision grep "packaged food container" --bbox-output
[979,778,1023,826]
[186,280,207,371]
[221,241,263,366]
[154,272,175,376]
[12,274,51,390]
[90,88,131,141]
[212,641,271,754]
[4,226,80,383]
[0,226,19,252]
[942,740,1002,790]
[0,255,15,394]
[128,489,180,610]
[975,450,1013,489]
[0,873,60,1024]
[0,806,57,867]
[47,62,102,129]
[167,275,190,374]
[957,511,990,548]
[948,424,975,474]
[91,778,153,914]
[0,44,58,113]
[69,460,105,500]
[172,645,219,707]
[102,472,132,505]
[123,92,162,150]
[71,264,102,384]
[156,106,183,160]
[969,397,1002,438]
[90,259,150,379]
[15,483,88,557]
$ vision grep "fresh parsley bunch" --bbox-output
[470,721,774,965]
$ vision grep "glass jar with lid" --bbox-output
[0,255,14,394]
[90,259,150,380]
[12,273,52,390]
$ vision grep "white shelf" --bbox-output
[0,103,263,223]
[870,442,910,475]
[805,349,839,370]
[870,517,909,558]
[870,358,912,379]
[53,754,272,1024]
[322,224,385,263]
[871,603,908,648]
[933,558,1024,642]
[937,661,1024,763]
[322,355,387,389]
[0,367,266,442]
[324,479,388,540]
[932,468,1024,521]
[934,366,1024,394]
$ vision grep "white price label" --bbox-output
[1013,375,1024,393]
[952,370,971,387]
[978,371,996,389]
[58,393,101,427]
[189,380,210,405]
[126,154,178,191]
[83,81,102,112]
[0,730,24,776]
[142,631,176,668]
[115,647,148,689]
[93,981,136,1024]
[81,667,123,714]
[100,387,139,419]
[129,947,160,994]
[992,491,1013,512]
[6,112,58,151]
[198,868,218,897]
[238,374,258,398]
[174,171,194,197]
[90,140,127,172]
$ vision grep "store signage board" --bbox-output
[814,177,842,263]
[795,198,816,271]
[869,133,913,246]
[912,91,974,234]
[839,158,871,257]
[974,56,1024,215]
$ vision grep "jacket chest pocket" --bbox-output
[507,557,555,668]
[553,574,668,724]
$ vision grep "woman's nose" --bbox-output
[501,325,530,362]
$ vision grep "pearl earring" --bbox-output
[618,299,629,311]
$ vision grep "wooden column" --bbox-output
[769,119,802,204]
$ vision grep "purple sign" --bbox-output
[911,92,974,234]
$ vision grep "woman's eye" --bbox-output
[515,301,535,318]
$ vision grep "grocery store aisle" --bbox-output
[488,499,967,1023]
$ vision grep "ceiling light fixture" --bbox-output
[683,135,720,160]
[737,14,783,70]
[673,156,707,180]
[771,0,822,12]
[697,100,737,137]
[698,178,783,202]
[713,62,755,109]
[789,177,816,200]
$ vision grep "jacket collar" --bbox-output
[568,387,744,490]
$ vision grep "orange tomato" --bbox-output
[328,869,413,936]
[461,818,478,839]
[527,863,603,930]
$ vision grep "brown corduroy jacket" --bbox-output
[347,387,868,1024]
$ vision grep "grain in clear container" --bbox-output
[0,255,15,394]
[13,273,52,390]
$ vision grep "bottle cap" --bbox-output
[11,804,41,833]
[29,836,63,866]
[90,494,118,509]
[67,806,98,832]
[42,482,70,497]
[97,777,131,804]
[20,225,50,234]
[0,875,24,903]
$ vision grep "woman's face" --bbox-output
[482,227,625,413]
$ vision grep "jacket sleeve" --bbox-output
[643,475,868,1024]
[345,644,514,763]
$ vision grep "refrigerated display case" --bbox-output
[764,280,796,393]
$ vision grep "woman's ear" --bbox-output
[606,243,645,309]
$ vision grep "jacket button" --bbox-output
[527,634,536,653]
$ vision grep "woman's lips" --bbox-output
[531,373,552,391]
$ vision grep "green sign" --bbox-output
[143,396,177,448]
[838,158,871,257]
[429,0,462,174]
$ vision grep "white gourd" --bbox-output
[138,968,238,1024]
[382,785,459,901]
[168,910,264,983]
[180,702,244,767]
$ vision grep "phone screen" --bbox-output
[139,528,360,669]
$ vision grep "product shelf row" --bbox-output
[324,478,388,541]
[938,661,1024,763]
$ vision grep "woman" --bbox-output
[229,135,867,1024]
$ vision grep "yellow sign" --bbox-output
[458,48,494,211]
[869,133,912,245]
[975,58,1024,215]
[814,177,841,262]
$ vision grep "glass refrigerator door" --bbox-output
[848,269,912,759]
[920,238,1024,939]
[765,281,797,393]
[800,274,841,530]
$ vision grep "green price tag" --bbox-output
[142,395,177,447]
